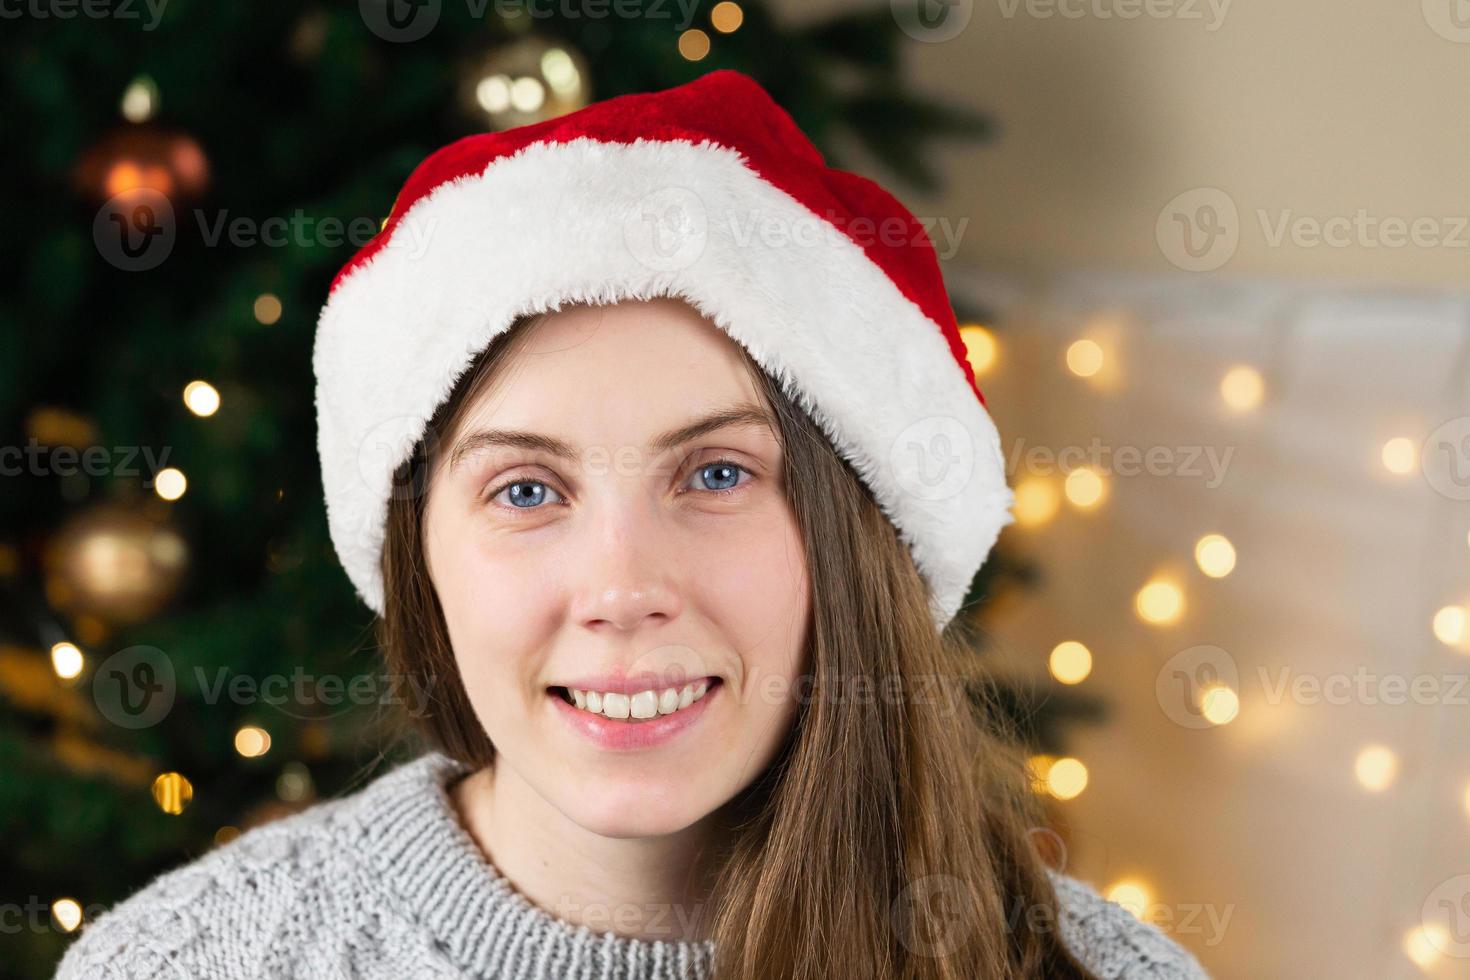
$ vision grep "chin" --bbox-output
[556,782,711,840]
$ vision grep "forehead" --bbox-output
[516,298,746,374]
[450,298,772,447]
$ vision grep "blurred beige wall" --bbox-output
[775,0,1470,288]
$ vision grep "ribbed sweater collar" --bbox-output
[353,751,717,979]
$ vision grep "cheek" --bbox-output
[425,513,557,713]
[705,517,808,639]
[696,504,811,713]
[702,511,811,794]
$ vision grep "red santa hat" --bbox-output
[314,68,1013,630]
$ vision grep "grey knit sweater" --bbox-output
[55,752,1209,979]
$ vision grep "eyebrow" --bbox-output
[445,403,778,473]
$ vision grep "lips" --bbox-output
[547,678,721,750]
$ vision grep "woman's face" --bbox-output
[422,297,811,838]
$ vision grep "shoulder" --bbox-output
[1046,869,1213,979]
[53,760,426,980]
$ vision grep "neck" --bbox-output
[450,759,721,943]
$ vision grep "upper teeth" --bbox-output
[569,681,711,721]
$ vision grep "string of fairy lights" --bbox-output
[958,319,1470,969]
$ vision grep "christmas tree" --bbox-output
[1,3,1100,975]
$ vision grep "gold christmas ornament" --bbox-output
[151,771,193,814]
[47,504,189,624]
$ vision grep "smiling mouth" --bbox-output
[550,678,721,723]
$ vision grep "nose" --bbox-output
[568,499,686,633]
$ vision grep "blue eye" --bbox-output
[492,480,565,509]
[687,460,750,494]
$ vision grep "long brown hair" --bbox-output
[378,304,1100,979]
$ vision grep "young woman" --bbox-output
[58,71,1209,979]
